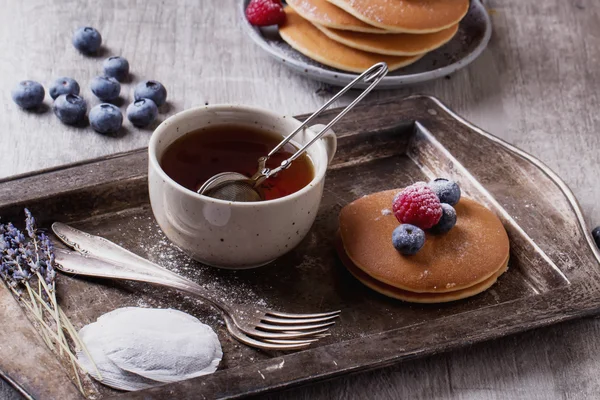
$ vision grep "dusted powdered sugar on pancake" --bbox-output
[339,190,510,293]
[327,0,470,33]
[287,0,386,33]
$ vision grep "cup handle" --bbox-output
[309,124,337,165]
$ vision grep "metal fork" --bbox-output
[54,243,340,351]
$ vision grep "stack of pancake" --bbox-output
[337,190,510,303]
[280,0,470,73]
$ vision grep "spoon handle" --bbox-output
[54,248,234,316]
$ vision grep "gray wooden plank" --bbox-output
[0,0,599,399]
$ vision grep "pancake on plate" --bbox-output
[337,189,510,303]
[279,8,424,73]
[314,23,459,56]
[327,0,470,33]
[287,0,386,33]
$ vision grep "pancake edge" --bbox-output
[341,230,510,293]
[337,235,509,303]
[314,23,459,56]
[279,20,424,73]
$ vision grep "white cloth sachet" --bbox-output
[77,307,222,391]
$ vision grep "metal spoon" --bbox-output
[197,62,389,202]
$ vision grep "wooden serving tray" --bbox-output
[1,96,599,399]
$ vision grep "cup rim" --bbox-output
[148,104,329,206]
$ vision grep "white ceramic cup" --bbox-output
[148,105,337,269]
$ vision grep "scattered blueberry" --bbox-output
[126,99,158,127]
[392,224,426,255]
[49,77,80,100]
[430,203,457,234]
[72,27,102,54]
[11,80,45,109]
[134,80,167,106]
[103,56,130,82]
[90,76,121,101]
[593,226,600,249]
[89,103,123,134]
[429,178,461,205]
[53,94,87,125]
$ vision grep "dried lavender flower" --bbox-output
[38,233,56,287]
[24,208,35,238]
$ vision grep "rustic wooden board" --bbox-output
[1,96,599,399]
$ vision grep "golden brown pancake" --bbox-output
[315,23,458,56]
[287,0,386,33]
[337,236,508,303]
[327,0,470,33]
[279,8,424,73]
[338,190,510,293]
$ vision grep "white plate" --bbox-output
[240,0,492,88]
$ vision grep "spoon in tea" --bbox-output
[197,62,389,202]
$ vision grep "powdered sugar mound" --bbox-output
[418,270,431,280]
[381,208,392,216]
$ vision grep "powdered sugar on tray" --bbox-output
[131,214,270,309]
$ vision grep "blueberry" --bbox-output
[126,99,158,127]
[72,27,102,54]
[103,56,130,82]
[430,203,457,234]
[593,226,600,249]
[429,178,461,205]
[53,94,87,125]
[49,77,80,100]
[89,103,123,134]
[90,76,120,101]
[134,80,167,107]
[392,224,425,255]
[11,80,45,109]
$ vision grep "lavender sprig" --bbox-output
[39,233,57,287]
[0,209,96,397]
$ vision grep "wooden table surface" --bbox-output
[1,0,599,399]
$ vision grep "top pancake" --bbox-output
[339,190,510,293]
[327,0,470,33]
[287,0,386,33]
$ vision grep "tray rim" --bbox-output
[419,96,600,265]
[240,0,493,88]
[2,95,600,399]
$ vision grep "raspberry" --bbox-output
[392,183,443,230]
[245,0,286,27]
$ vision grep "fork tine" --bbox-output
[261,314,339,325]
[266,310,341,319]
[263,338,321,345]
[311,333,331,339]
[247,327,332,340]
[234,331,314,351]
[256,321,336,332]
